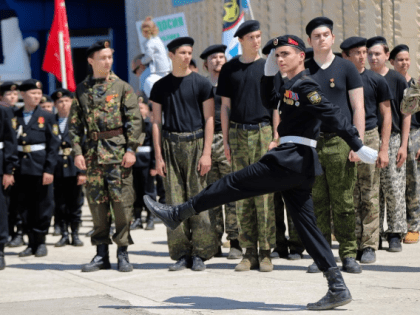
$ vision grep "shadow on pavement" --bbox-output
[7,263,81,271]
[100,296,308,311]
[131,263,172,270]
[152,240,168,245]
[360,265,420,272]
[129,250,170,257]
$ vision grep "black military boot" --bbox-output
[360,247,376,264]
[19,232,36,257]
[169,255,192,271]
[307,267,352,310]
[130,218,143,230]
[55,223,70,247]
[342,257,362,273]
[35,234,48,257]
[0,244,5,270]
[81,244,111,272]
[307,261,321,273]
[145,212,155,230]
[191,256,206,271]
[53,223,62,236]
[117,246,133,272]
[387,233,402,252]
[143,195,196,230]
[8,225,25,247]
[70,222,84,247]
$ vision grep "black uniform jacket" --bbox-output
[260,69,363,177]
[134,117,155,169]
[0,106,18,175]
[54,115,81,178]
[14,106,60,176]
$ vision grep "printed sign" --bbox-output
[172,0,203,7]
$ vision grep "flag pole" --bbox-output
[58,31,67,89]
[246,0,255,20]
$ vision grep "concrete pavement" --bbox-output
[1,203,420,315]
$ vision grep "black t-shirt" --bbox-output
[217,58,271,124]
[305,57,363,133]
[360,69,392,131]
[383,69,408,133]
[407,78,420,129]
[212,86,222,132]
[150,72,214,132]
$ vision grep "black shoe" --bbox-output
[307,261,321,273]
[19,246,34,257]
[35,244,48,257]
[191,256,206,271]
[85,229,95,237]
[82,244,111,272]
[307,267,352,310]
[0,252,5,270]
[117,246,133,272]
[55,233,70,247]
[228,239,243,259]
[360,248,376,264]
[53,224,61,236]
[387,234,402,252]
[168,255,192,271]
[342,257,362,273]
[271,247,289,259]
[7,234,25,248]
[70,223,84,247]
[18,232,35,257]
[288,251,303,260]
[130,218,143,230]
[143,195,196,230]
[145,218,155,230]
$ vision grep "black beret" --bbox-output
[234,20,260,38]
[86,40,112,57]
[40,94,53,104]
[167,37,194,52]
[0,81,19,94]
[340,37,367,51]
[200,44,227,60]
[306,17,333,37]
[389,44,409,60]
[19,79,43,92]
[305,48,314,61]
[262,35,306,55]
[51,88,73,101]
[366,36,387,49]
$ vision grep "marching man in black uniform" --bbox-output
[12,79,60,258]
[51,88,85,248]
[145,35,378,310]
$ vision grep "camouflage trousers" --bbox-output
[313,135,357,259]
[85,156,134,246]
[162,134,218,260]
[208,132,239,243]
[406,128,420,232]
[229,124,276,250]
[379,133,407,237]
[354,127,380,250]
[274,192,305,253]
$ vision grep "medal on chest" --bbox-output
[38,116,45,128]
[330,78,335,88]
[284,90,300,107]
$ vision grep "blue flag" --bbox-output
[222,0,244,60]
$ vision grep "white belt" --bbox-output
[0,142,3,149]
[18,143,46,152]
[136,146,152,153]
[280,136,317,148]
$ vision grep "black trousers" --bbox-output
[54,177,83,225]
[0,176,9,244]
[7,186,23,236]
[15,175,54,235]
[133,166,156,212]
[156,175,166,204]
[192,156,337,272]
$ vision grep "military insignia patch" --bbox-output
[36,81,42,89]
[273,38,278,46]
[288,37,298,46]
[11,85,16,91]
[41,96,47,103]
[53,124,59,135]
[57,91,63,98]
[104,41,110,48]
[307,91,322,104]
[11,117,17,130]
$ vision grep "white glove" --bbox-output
[356,146,378,164]
[264,49,279,76]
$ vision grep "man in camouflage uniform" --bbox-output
[69,40,143,272]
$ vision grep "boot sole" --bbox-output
[387,247,402,252]
[307,298,352,310]
[144,196,180,231]
[118,266,134,272]
[81,265,111,272]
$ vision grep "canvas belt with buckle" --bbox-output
[90,127,123,141]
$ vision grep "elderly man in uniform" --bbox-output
[69,40,143,272]
[340,37,393,263]
[389,44,420,244]
[12,79,60,258]
[0,103,18,270]
[150,37,218,272]
[200,44,242,259]
[145,35,378,310]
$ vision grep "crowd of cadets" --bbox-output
[0,16,419,276]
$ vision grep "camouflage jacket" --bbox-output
[69,72,143,164]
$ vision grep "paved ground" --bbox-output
[1,203,420,315]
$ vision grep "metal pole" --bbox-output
[246,0,255,20]
[58,31,67,89]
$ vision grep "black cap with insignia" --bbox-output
[86,40,112,58]
[366,36,387,49]
[262,35,306,55]
[234,20,260,38]
[340,37,367,51]
[0,81,19,94]
[305,17,333,37]
[167,37,194,52]
[51,88,74,101]
[200,44,227,60]
[40,94,53,104]
[19,79,43,92]
[389,44,409,60]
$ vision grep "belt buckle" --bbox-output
[23,145,31,153]
[91,132,98,141]
[242,124,248,130]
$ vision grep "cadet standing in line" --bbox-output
[217,20,278,272]
[0,82,19,109]
[69,40,143,272]
[39,95,54,113]
[145,35,378,310]
[367,37,411,252]
[51,89,85,248]
[150,37,218,272]
[305,17,365,274]
[340,37,392,263]
[389,44,420,244]
[13,79,60,258]
[200,44,242,260]
[0,104,18,270]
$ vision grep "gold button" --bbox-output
[63,156,68,160]
[62,142,66,146]
[22,141,26,145]
[22,133,27,137]
[64,164,68,168]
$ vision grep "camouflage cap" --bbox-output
[401,82,420,115]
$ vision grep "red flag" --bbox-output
[42,0,76,92]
